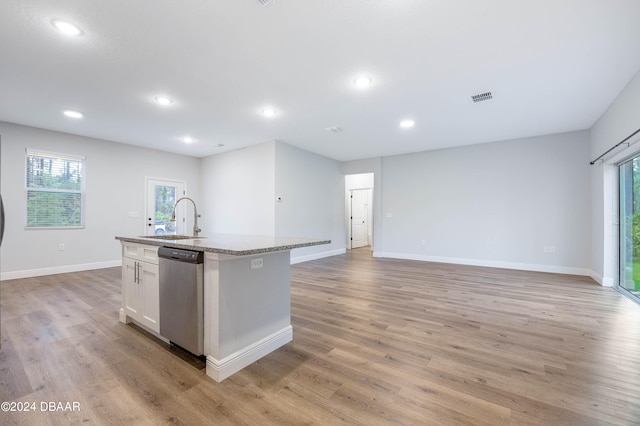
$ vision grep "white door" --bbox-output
[145,178,185,236]
[351,189,369,248]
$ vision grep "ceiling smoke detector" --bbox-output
[325,126,343,133]
[256,0,275,5]
[471,92,493,103]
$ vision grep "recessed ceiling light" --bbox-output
[353,76,372,88]
[52,19,82,36]
[63,110,83,119]
[262,108,277,117]
[154,96,173,106]
[182,136,194,144]
[399,119,415,128]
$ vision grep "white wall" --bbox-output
[0,122,201,279]
[377,131,591,275]
[345,173,374,189]
[199,142,275,235]
[274,141,346,262]
[589,69,640,286]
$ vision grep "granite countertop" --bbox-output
[115,234,331,256]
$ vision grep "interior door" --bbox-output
[145,178,185,236]
[351,189,369,248]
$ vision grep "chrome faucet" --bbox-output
[171,197,201,237]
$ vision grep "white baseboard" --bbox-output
[587,270,615,287]
[373,252,591,277]
[290,248,346,265]
[206,326,293,382]
[0,260,122,281]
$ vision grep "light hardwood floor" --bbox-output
[1,248,640,425]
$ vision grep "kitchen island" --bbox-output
[115,234,330,381]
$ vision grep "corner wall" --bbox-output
[199,141,346,263]
[589,70,640,286]
[274,142,346,262]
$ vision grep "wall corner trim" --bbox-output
[588,270,615,287]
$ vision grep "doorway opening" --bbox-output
[346,173,374,251]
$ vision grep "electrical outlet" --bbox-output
[549,246,556,253]
[544,246,549,253]
[59,243,65,251]
[251,258,264,270]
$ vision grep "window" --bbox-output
[25,149,86,228]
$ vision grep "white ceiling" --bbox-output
[1,1,639,162]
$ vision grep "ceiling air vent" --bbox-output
[471,92,493,103]
[325,126,343,133]
[256,0,275,5]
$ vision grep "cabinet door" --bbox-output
[123,257,142,319]
[140,262,160,333]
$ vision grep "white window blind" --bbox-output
[25,149,86,228]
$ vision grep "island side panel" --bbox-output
[203,254,221,358]
[203,250,292,381]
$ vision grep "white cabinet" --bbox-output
[121,243,159,333]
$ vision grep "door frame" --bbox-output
[345,173,375,251]
[144,177,186,236]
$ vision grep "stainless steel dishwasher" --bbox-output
[158,246,204,355]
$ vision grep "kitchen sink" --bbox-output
[140,235,205,240]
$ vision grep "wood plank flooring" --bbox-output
[1,248,640,425]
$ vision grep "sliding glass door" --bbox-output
[619,156,640,300]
